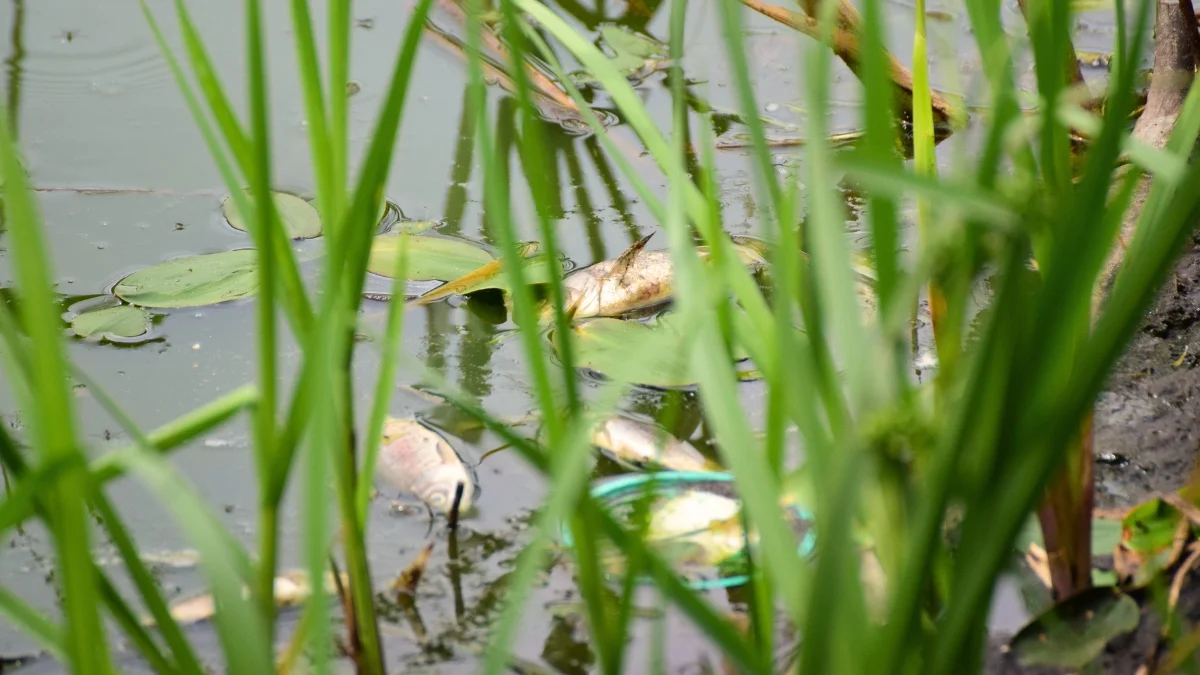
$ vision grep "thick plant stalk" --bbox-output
[1037,414,1096,600]
[1018,0,1095,602]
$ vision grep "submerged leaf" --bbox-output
[114,250,259,309]
[367,234,493,281]
[1009,587,1139,668]
[221,190,321,239]
[69,305,151,340]
[556,317,692,388]
[555,312,750,388]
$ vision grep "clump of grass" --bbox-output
[0,0,1196,673]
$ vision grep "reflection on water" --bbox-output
[5,0,23,135]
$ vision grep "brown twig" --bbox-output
[738,0,957,123]
[329,556,363,671]
[429,0,578,113]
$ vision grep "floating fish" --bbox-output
[557,234,766,320]
[155,569,343,626]
[645,491,750,568]
[377,417,475,516]
[590,416,719,473]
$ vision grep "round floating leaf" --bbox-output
[222,190,321,239]
[367,234,494,281]
[1009,587,1139,669]
[601,24,667,62]
[114,250,259,309]
[555,318,696,388]
[415,244,562,305]
[457,254,561,295]
[70,305,151,340]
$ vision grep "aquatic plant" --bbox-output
[0,0,1198,672]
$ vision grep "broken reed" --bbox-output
[0,0,1199,674]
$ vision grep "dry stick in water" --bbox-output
[738,0,958,124]
[428,0,578,113]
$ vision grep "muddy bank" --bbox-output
[1094,231,1200,508]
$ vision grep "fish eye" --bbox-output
[427,492,447,506]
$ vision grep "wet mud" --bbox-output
[981,232,1200,674]
[1094,231,1200,508]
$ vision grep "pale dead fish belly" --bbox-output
[377,418,474,515]
[565,251,676,318]
[592,416,713,472]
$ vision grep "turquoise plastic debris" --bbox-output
[561,471,816,590]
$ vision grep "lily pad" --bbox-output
[414,243,562,305]
[367,234,494,281]
[222,190,321,239]
[1009,587,1139,668]
[600,24,667,75]
[114,250,259,309]
[70,305,151,340]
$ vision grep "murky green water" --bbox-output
[0,0,1123,670]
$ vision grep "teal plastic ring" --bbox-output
[562,471,816,591]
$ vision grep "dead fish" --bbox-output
[556,233,765,320]
[377,417,475,516]
[156,569,344,626]
[646,491,751,567]
[590,416,719,473]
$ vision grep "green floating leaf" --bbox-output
[416,244,562,305]
[70,305,151,340]
[114,250,259,309]
[556,318,689,388]
[601,24,666,67]
[367,234,494,281]
[221,190,321,239]
[570,24,669,85]
[555,313,745,388]
[1009,587,1139,669]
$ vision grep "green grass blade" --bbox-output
[172,0,252,172]
[286,0,335,246]
[0,585,65,660]
[0,94,110,675]
[357,235,410,524]
[499,0,580,419]
[94,570,175,674]
[92,497,207,675]
[139,0,313,337]
[327,0,351,238]
[114,447,271,673]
